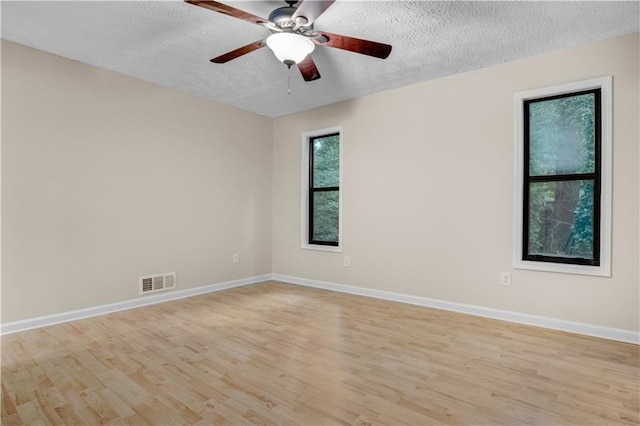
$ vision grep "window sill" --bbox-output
[514,259,610,277]
[301,244,343,253]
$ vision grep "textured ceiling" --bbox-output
[2,1,638,118]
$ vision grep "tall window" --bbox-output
[514,77,611,276]
[302,127,342,251]
[525,89,601,264]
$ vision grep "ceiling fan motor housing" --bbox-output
[268,6,297,28]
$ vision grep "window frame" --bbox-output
[301,126,343,252]
[513,76,612,276]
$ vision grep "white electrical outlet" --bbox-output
[344,256,351,267]
[232,253,239,264]
[501,272,512,287]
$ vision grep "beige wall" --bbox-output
[272,33,640,332]
[1,41,273,322]
[3,34,638,333]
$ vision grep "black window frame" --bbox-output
[522,88,602,266]
[308,132,340,247]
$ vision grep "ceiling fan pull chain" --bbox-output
[288,64,292,95]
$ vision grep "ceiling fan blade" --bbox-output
[185,1,266,25]
[315,31,392,59]
[292,0,335,26]
[297,55,321,81]
[211,40,265,63]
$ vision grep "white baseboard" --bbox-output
[0,274,272,336]
[272,273,640,345]
[4,273,638,345]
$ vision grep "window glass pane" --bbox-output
[529,93,595,176]
[528,180,594,259]
[312,190,339,243]
[313,134,339,188]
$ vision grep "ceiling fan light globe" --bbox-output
[266,32,315,64]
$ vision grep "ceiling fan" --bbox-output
[185,0,392,82]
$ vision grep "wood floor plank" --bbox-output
[2,281,638,425]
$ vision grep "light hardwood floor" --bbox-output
[1,281,638,425]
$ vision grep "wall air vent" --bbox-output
[139,272,176,295]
